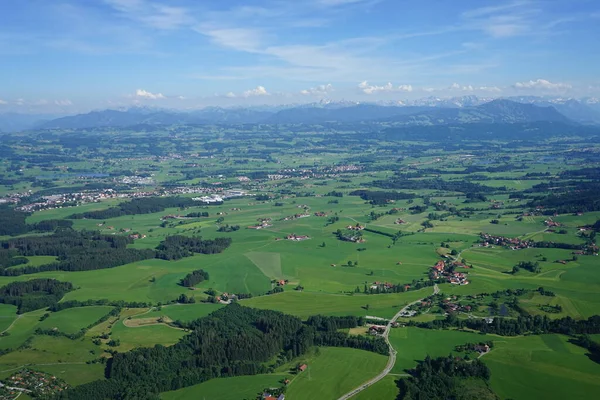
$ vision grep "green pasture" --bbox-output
[37,306,114,334]
[284,347,388,400]
[0,304,17,332]
[161,374,283,400]
[484,334,600,400]
[242,289,430,319]
[389,327,483,374]
[34,363,105,386]
[110,318,186,352]
[133,303,224,322]
[354,375,398,400]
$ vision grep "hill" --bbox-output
[14,99,584,130]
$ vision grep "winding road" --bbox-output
[337,284,440,400]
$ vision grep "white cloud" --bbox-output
[135,89,165,99]
[478,86,502,93]
[198,28,264,53]
[513,79,572,91]
[242,86,269,97]
[358,81,412,94]
[0,99,7,105]
[104,0,192,30]
[225,92,237,98]
[54,99,73,106]
[300,83,334,96]
[449,83,481,92]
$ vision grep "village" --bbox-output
[430,260,470,285]
[0,369,69,398]
[479,233,534,250]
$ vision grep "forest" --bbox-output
[396,356,498,400]
[0,279,74,313]
[0,206,73,236]
[68,196,197,219]
[55,304,387,399]
[155,235,232,260]
[0,230,232,275]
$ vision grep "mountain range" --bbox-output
[1,96,599,132]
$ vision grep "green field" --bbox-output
[132,303,224,322]
[284,347,388,400]
[110,318,186,352]
[161,374,283,400]
[37,306,114,334]
[1,123,600,399]
[389,327,484,374]
[242,289,430,319]
[485,334,600,400]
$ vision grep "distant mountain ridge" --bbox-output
[2,96,600,132]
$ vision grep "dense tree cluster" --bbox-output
[349,190,415,205]
[49,299,152,312]
[155,235,232,260]
[0,279,74,313]
[217,224,240,232]
[185,211,209,218]
[1,230,231,276]
[372,178,501,194]
[68,196,196,219]
[0,207,74,236]
[396,356,498,400]
[413,314,600,336]
[306,315,365,331]
[56,304,386,399]
[528,186,600,214]
[179,269,210,287]
[0,229,155,276]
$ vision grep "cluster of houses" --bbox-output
[4,369,68,397]
[431,260,470,285]
[394,218,406,224]
[248,218,273,230]
[192,194,223,203]
[479,233,534,250]
[280,213,310,221]
[367,321,400,335]
[314,211,328,217]
[121,176,154,185]
[544,219,561,228]
[442,298,473,313]
[285,233,310,241]
[14,184,239,213]
[262,394,285,400]
[215,293,238,304]
[346,224,365,231]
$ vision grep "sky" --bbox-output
[0,0,599,113]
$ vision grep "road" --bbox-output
[337,284,439,400]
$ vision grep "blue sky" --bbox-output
[0,0,599,113]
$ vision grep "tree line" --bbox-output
[411,314,600,336]
[0,206,73,236]
[68,196,196,219]
[1,229,232,276]
[0,279,74,313]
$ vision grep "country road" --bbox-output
[337,284,440,400]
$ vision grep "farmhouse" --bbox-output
[286,234,310,241]
[298,364,308,372]
[346,224,365,231]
